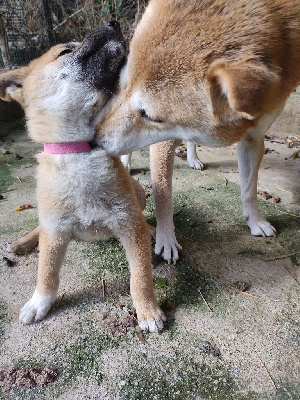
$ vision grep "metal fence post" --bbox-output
[0,14,10,68]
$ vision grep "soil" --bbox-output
[0,124,299,400]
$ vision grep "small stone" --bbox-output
[1,257,14,268]
[234,281,251,292]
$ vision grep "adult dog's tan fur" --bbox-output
[95,0,300,262]
[0,25,165,332]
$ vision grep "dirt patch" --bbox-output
[0,367,58,392]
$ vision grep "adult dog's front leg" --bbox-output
[150,140,182,263]
[237,134,276,237]
[20,228,70,324]
[119,215,165,333]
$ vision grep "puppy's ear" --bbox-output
[207,59,280,121]
[0,67,28,104]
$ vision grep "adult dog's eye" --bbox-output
[140,109,163,123]
[56,48,73,59]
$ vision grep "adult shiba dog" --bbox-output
[0,22,165,333]
[94,0,300,263]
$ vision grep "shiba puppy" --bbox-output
[0,22,165,332]
[94,0,300,263]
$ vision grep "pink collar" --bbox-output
[44,142,92,154]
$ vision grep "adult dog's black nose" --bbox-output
[107,20,119,28]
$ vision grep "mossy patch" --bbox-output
[0,153,20,193]
[162,256,226,315]
[0,214,39,236]
[6,320,121,400]
[0,301,8,344]
[110,351,259,400]
[0,145,38,193]
[268,383,300,400]
[60,327,120,384]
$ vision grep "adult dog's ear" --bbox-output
[0,67,28,104]
[207,59,280,121]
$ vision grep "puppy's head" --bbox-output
[0,21,126,143]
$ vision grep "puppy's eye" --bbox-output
[140,109,163,123]
[56,48,73,58]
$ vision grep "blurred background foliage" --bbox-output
[0,0,148,68]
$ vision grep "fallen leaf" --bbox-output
[154,277,166,289]
[290,150,299,159]
[189,220,201,226]
[135,326,146,344]
[290,255,299,266]
[15,204,33,211]
[257,190,281,203]
[234,281,251,292]
[189,258,197,269]
[163,300,176,309]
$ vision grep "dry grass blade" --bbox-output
[101,278,106,297]
[265,251,300,261]
[252,349,277,390]
[279,211,300,218]
[199,289,212,312]
[241,292,257,299]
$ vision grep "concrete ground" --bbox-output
[0,107,299,399]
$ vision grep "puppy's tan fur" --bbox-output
[95,0,300,262]
[0,34,165,332]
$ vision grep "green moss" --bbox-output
[114,353,259,400]
[0,153,19,192]
[61,328,119,384]
[0,301,8,343]
[0,215,39,236]
[163,256,225,314]
[83,238,129,286]
[268,383,300,400]
[0,146,38,193]
[10,320,121,399]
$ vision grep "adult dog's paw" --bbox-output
[246,217,277,238]
[155,230,182,264]
[187,157,204,170]
[137,305,166,333]
[19,290,56,325]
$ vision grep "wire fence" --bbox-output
[0,0,147,70]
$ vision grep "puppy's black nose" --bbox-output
[107,20,119,28]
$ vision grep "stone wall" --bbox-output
[269,88,300,137]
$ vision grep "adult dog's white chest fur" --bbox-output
[36,149,136,240]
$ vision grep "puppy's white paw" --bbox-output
[187,157,204,170]
[19,290,57,325]
[246,217,277,238]
[138,309,166,333]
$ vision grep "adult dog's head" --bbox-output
[94,0,300,156]
[0,21,126,143]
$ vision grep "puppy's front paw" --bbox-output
[136,304,166,333]
[19,290,57,325]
